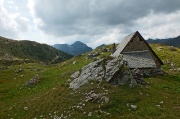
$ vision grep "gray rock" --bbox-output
[25,74,41,86]
[87,52,99,59]
[69,56,137,89]
[130,105,137,109]
[24,107,28,111]
[25,78,39,86]
[69,59,104,89]
[102,96,109,103]
[85,91,103,102]
[72,61,77,64]
[15,68,24,73]
[88,112,92,116]
[70,71,80,79]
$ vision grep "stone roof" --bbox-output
[112,32,136,58]
[122,50,157,68]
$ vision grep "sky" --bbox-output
[0,0,180,48]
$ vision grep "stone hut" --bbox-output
[111,31,163,73]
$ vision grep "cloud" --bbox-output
[31,0,180,37]
[1,0,180,48]
[7,0,14,4]
[0,0,30,38]
[0,1,18,37]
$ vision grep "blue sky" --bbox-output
[0,0,180,48]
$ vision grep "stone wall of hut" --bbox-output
[122,36,161,68]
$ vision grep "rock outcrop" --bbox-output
[69,56,137,89]
[25,74,42,86]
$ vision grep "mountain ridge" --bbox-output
[53,41,93,56]
[0,36,73,64]
[147,35,180,47]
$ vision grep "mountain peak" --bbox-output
[53,41,93,56]
[72,41,83,44]
[71,41,87,47]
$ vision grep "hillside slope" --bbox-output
[0,36,73,64]
[53,41,93,56]
[0,44,179,118]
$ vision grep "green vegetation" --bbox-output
[0,36,73,65]
[0,44,180,118]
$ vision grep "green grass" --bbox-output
[0,44,180,118]
[0,36,73,64]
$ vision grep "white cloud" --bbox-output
[0,2,18,37]
[1,0,180,48]
[7,0,15,4]
[135,11,180,39]
[0,0,30,39]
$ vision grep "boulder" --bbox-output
[15,68,24,73]
[69,56,137,89]
[130,105,137,109]
[169,46,177,51]
[87,52,99,59]
[25,74,42,86]
[69,59,104,89]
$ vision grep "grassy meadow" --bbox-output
[0,44,180,119]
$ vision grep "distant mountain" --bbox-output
[53,41,93,56]
[0,36,73,64]
[147,35,180,47]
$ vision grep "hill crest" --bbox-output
[0,36,73,65]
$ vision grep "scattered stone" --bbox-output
[85,91,102,102]
[157,46,163,51]
[102,96,109,103]
[15,68,24,73]
[132,68,146,85]
[24,107,28,111]
[130,105,137,109]
[87,52,99,59]
[170,63,176,69]
[72,61,77,64]
[156,105,160,107]
[25,74,42,86]
[88,112,92,116]
[164,59,171,64]
[70,71,80,79]
[169,46,177,51]
[139,90,143,95]
[160,101,163,104]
